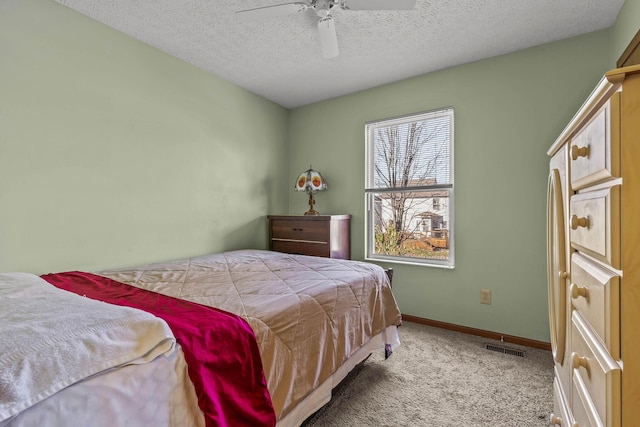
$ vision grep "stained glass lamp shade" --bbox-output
[294,167,327,215]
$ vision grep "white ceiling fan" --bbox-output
[236,0,417,59]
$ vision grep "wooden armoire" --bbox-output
[547,65,640,426]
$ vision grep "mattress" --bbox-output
[1,345,204,427]
[97,249,403,423]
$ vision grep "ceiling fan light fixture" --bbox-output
[313,0,333,17]
[318,16,339,58]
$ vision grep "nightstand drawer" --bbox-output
[569,185,620,268]
[570,254,620,357]
[271,239,328,257]
[270,218,329,242]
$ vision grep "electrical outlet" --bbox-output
[480,289,491,304]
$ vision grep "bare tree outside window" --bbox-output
[365,108,454,268]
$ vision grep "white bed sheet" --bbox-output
[0,345,204,427]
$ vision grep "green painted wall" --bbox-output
[0,0,289,274]
[287,30,612,342]
[2,0,635,342]
[612,0,640,64]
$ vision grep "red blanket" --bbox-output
[42,272,276,427]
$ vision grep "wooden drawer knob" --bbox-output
[558,271,568,280]
[549,413,562,425]
[571,144,590,160]
[571,352,589,370]
[570,283,588,300]
[570,215,589,230]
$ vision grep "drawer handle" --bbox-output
[291,228,304,232]
[570,215,589,230]
[571,352,589,370]
[558,271,568,280]
[549,414,562,426]
[570,283,588,300]
[571,144,590,160]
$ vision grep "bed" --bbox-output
[1,249,402,427]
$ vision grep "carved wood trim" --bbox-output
[617,28,640,68]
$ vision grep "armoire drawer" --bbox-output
[571,311,621,427]
[569,185,620,268]
[572,373,605,427]
[570,97,620,191]
[570,253,620,357]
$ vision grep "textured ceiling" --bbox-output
[55,0,624,108]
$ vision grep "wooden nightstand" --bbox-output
[268,215,350,259]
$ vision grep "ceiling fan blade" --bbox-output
[236,2,309,20]
[317,16,339,58]
[341,0,416,10]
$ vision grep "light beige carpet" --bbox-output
[303,321,553,426]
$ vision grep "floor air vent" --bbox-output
[485,343,526,358]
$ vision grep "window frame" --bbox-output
[364,107,455,269]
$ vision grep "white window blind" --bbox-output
[365,107,454,268]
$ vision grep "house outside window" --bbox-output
[365,107,454,268]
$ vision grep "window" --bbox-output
[365,107,454,268]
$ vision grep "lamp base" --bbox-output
[304,192,320,215]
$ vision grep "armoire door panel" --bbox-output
[548,167,568,365]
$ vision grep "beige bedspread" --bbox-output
[98,249,402,420]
